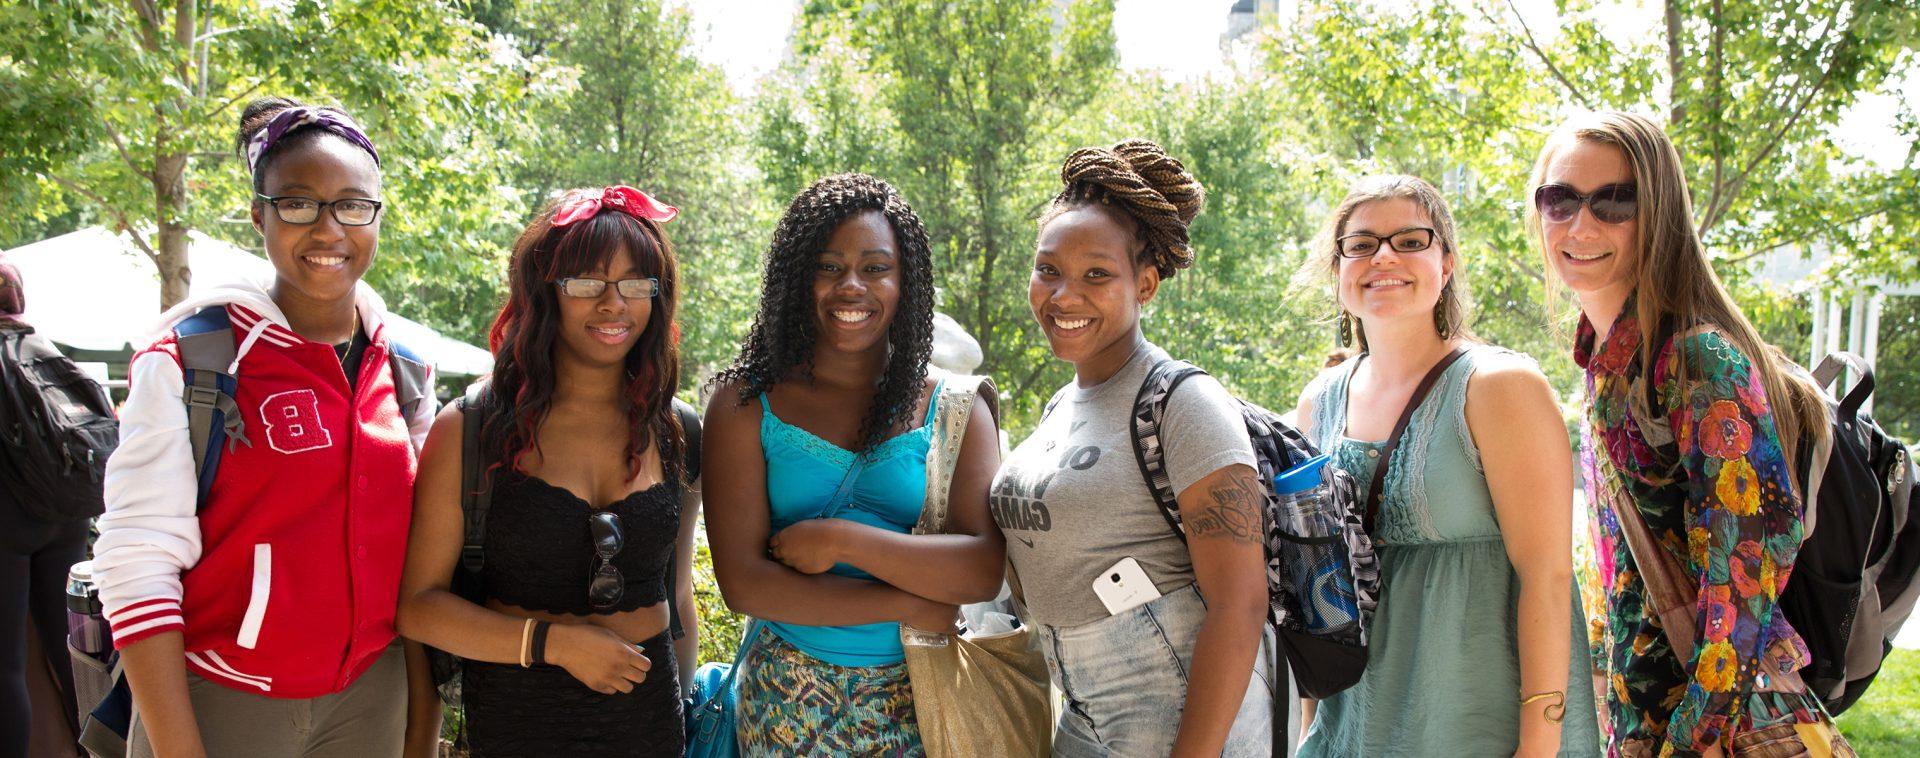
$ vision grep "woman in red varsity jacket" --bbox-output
[93,98,440,758]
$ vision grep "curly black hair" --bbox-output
[713,173,936,454]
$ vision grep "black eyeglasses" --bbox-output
[588,511,624,610]
[255,195,383,226]
[555,277,660,300]
[1336,227,1437,259]
[1533,183,1637,225]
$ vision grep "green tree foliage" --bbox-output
[1258,0,1917,397]
[0,0,539,343]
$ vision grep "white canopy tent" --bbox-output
[3,226,494,377]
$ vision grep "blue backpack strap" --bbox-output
[173,307,250,510]
[385,338,433,424]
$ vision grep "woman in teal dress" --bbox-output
[1292,175,1601,756]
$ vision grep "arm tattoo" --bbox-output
[1188,474,1264,545]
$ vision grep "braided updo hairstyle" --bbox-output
[1038,138,1206,279]
[713,174,936,455]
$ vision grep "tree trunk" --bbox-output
[1665,0,1686,128]
[154,152,191,309]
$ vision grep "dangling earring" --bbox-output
[1338,310,1353,347]
[1434,286,1452,339]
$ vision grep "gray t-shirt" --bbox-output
[990,343,1257,628]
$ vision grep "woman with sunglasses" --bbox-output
[1533,112,1852,756]
[94,97,440,757]
[704,173,1003,755]
[1290,175,1599,757]
[396,185,701,756]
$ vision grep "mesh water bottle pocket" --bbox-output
[1277,527,1361,642]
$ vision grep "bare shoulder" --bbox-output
[704,380,762,427]
[419,402,466,467]
[1293,360,1352,431]
[1465,349,1555,405]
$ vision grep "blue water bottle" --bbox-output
[1272,455,1359,637]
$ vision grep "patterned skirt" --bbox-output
[734,627,922,757]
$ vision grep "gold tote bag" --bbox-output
[901,374,1052,758]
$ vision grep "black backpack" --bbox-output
[1639,323,1920,715]
[1779,353,1920,713]
[429,381,702,705]
[0,324,119,522]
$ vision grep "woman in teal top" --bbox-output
[704,173,1004,756]
[755,376,947,666]
[1291,175,1601,756]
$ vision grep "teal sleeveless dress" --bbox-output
[1297,346,1601,757]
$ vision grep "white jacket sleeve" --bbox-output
[92,349,203,647]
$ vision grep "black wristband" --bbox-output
[531,621,553,666]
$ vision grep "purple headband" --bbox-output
[245,107,382,177]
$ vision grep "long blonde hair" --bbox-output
[1314,174,1475,352]
[1527,111,1827,470]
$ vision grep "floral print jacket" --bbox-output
[1575,301,1821,757]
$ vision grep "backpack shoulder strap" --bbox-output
[674,398,702,482]
[457,381,495,575]
[385,338,433,424]
[1129,357,1207,537]
[666,397,702,642]
[174,307,250,509]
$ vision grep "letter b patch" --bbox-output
[260,390,334,454]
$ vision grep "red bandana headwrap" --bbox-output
[552,185,678,228]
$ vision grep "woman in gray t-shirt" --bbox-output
[989,139,1277,757]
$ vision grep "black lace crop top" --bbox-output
[482,470,680,615]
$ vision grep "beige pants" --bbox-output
[128,644,407,758]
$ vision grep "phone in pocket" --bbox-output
[1092,556,1162,616]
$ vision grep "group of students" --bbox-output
[69,95,1855,758]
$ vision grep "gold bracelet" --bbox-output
[1519,690,1566,724]
[519,618,536,668]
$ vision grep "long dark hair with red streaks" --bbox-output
[484,192,684,484]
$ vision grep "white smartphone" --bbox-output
[1092,556,1162,616]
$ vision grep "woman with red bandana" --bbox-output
[397,186,700,757]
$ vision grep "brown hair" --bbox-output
[1527,111,1827,470]
[1312,174,1474,351]
[1039,139,1206,279]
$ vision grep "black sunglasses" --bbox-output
[1533,183,1637,225]
[588,511,624,610]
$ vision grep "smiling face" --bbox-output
[251,135,381,306]
[1539,138,1640,307]
[1336,198,1452,332]
[1031,205,1158,373]
[810,210,902,358]
[552,245,652,370]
